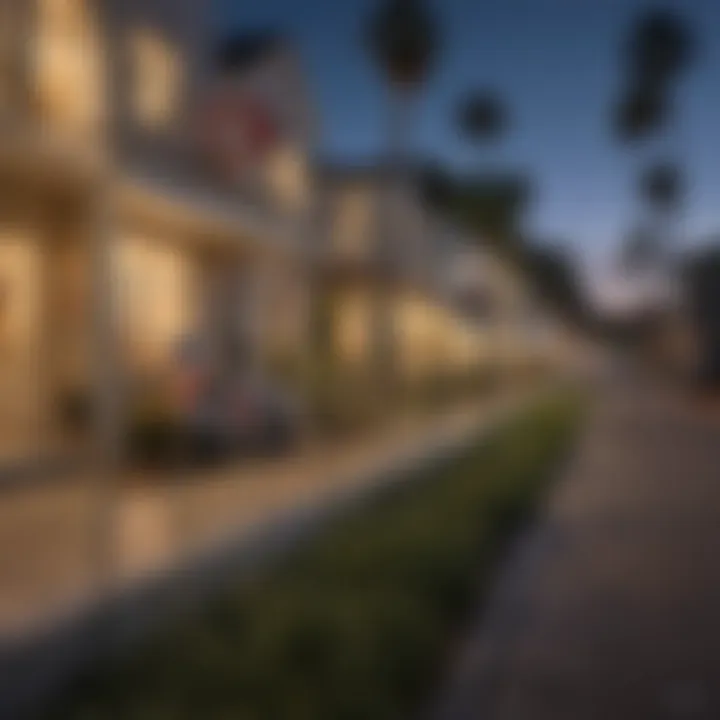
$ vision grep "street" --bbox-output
[434,374,720,719]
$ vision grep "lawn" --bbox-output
[53,393,584,720]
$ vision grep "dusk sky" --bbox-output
[218,0,720,305]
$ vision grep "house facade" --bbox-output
[0,0,316,463]
[315,164,547,386]
[315,163,473,385]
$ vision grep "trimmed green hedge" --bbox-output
[55,394,583,720]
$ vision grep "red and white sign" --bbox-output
[196,82,281,182]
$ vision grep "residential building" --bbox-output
[0,0,551,469]
[0,1,316,464]
[315,164,544,386]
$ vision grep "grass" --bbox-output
[53,393,584,720]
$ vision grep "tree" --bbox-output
[451,174,530,255]
[366,0,439,174]
[521,243,588,328]
[367,0,438,88]
[457,92,507,145]
[613,85,666,143]
[365,0,439,393]
[626,8,694,88]
[419,167,532,257]
[613,8,696,292]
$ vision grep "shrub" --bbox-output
[54,394,583,720]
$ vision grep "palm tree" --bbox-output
[613,85,666,144]
[612,8,697,370]
[367,0,438,88]
[367,0,438,184]
[453,91,509,382]
[622,8,695,151]
[457,92,507,146]
[612,82,671,272]
[365,0,439,394]
[613,9,696,280]
[626,9,694,88]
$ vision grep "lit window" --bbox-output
[263,144,309,210]
[129,29,181,130]
[34,0,105,134]
[334,187,372,257]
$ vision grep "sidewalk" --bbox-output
[432,375,720,720]
[0,393,523,642]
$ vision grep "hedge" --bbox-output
[54,393,583,720]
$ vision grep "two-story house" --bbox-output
[314,161,458,385]
[314,163,539,387]
[0,1,317,465]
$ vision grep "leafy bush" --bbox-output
[54,394,583,720]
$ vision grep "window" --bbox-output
[129,29,182,130]
[333,186,372,258]
[115,235,194,369]
[34,0,105,134]
[263,144,309,211]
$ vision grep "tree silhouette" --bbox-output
[613,7,696,282]
[367,0,438,89]
[457,92,506,145]
[626,9,694,88]
[613,86,666,143]
[365,0,439,392]
[522,243,588,328]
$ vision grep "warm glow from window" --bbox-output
[335,291,371,366]
[130,29,182,130]
[0,234,42,436]
[0,236,39,348]
[263,145,309,211]
[34,0,105,135]
[115,236,195,368]
[334,187,373,257]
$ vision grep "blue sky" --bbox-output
[218,0,720,297]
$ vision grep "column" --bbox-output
[89,183,124,591]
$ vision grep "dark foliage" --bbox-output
[522,244,589,327]
[367,0,439,88]
[420,167,532,253]
[613,85,667,143]
[457,92,507,143]
[53,398,583,720]
[684,245,720,383]
[626,8,696,87]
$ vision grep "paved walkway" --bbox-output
[432,375,720,720]
[0,394,523,642]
